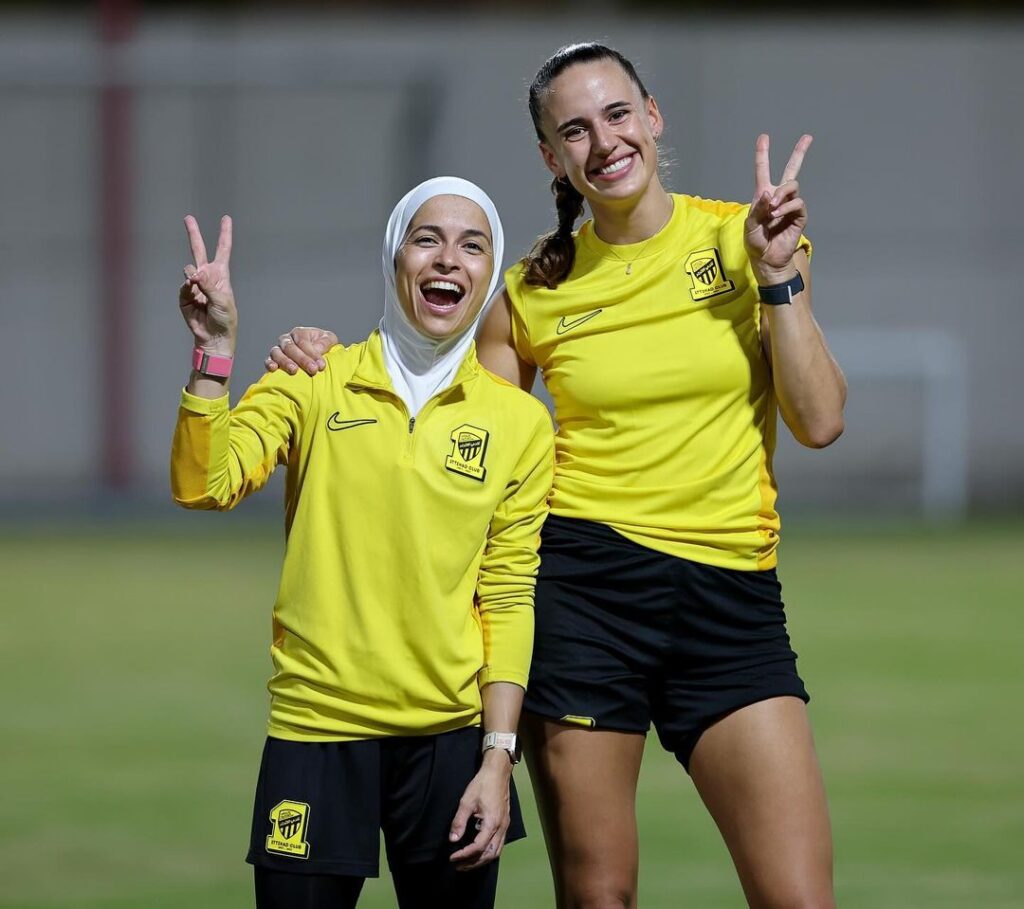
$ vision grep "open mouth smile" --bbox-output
[591,153,636,182]
[419,279,466,315]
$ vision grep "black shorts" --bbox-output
[524,515,809,770]
[246,727,526,877]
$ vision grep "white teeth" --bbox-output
[422,280,463,294]
[599,156,632,175]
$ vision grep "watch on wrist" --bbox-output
[481,731,520,765]
[757,270,805,306]
[192,346,234,378]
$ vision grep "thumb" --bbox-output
[190,266,212,292]
[449,801,473,842]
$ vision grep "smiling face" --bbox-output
[395,195,494,340]
[536,59,663,209]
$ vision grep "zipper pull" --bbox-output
[408,417,416,434]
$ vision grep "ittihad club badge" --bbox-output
[266,800,311,859]
[684,247,735,301]
[445,424,489,482]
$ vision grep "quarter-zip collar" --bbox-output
[348,330,481,403]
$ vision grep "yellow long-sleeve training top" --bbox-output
[170,330,555,742]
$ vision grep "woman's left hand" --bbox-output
[448,752,513,871]
[744,133,812,280]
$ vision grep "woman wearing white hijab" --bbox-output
[170,178,555,909]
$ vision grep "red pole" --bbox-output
[98,0,136,490]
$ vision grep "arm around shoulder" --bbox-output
[476,288,537,393]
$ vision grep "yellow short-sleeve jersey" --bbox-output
[505,193,812,571]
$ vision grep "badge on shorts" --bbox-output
[266,800,311,859]
[684,247,735,302]
[445,424,489,482]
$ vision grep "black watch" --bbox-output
[757,271,804,305]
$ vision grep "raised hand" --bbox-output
[179,215,237,354]
[744,134,812,279]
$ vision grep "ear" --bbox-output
[538,140,566,180]
[646,94,664,142]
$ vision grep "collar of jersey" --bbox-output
[576,193,685,265]
[347,329,480,399]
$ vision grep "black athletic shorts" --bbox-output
[524,515,809,770]
[246,726,526,877]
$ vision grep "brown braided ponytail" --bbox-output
[523,177,585,289]
[522,42,651,289]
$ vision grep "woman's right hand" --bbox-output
[265,327,339,376]
[179,215,237,355]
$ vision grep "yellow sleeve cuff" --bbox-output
[179,389,229,415]
[478,668,529,690]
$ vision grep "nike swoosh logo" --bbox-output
[326,412,378,431]
[556,309,603,335]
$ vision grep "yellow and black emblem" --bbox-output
[684,247,735,301]
[445,424,489,482]
[266,800,311,859]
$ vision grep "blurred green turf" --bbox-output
[2,520,1022,908]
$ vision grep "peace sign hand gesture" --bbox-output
[743,134,812,281]
[179,215,237,355]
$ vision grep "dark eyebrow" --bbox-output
[409,224,491,243]
[556,101,631,135]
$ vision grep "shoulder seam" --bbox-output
[680,194,748,219]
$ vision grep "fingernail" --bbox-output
[288,366,297,375]
[317,359,326,369]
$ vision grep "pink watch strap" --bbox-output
[192,347,233,378]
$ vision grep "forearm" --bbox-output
[756,259,846,448]
[170,392,237,508]
[171,372,305,509]
[480,681,524,734]
[479,681,523,774]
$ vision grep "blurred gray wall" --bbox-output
[1,12,1022,514]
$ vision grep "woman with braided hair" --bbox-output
[269,43,846,908]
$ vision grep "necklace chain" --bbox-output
[604,235,658,275]
[599,201,675,276]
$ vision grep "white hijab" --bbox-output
[380,177,505,418]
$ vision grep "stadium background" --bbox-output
[1,2,1021,907]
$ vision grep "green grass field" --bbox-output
[3,519,1022,908]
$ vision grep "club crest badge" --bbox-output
[445,424,489,482]
[684,247,735,301]
[266,800,311,858]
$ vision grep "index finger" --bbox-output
[754,134,772,193]
[214,215,233,264]
[781,134,813,184]
[183,215,208,266]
